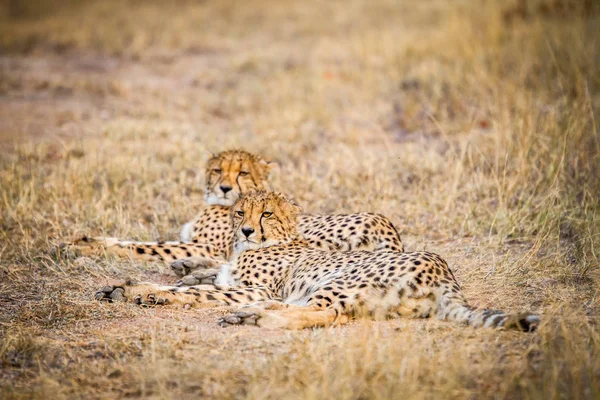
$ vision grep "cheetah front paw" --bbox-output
[95,285,128,302]
[217,301,287,327]
[176,268,220,286]
[95,284,173,306]
[218,311,261,327]
[170,256,222,276]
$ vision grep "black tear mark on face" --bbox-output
[259,211,266,243]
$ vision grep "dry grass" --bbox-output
[1,0,599,398]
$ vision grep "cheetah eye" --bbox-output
[213,168,222,174]
[236,211,244,217]
[239,171,249,177]
[262,212,273,218]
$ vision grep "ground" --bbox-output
[0,0,599,398]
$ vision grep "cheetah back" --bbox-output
[297,213,404,252]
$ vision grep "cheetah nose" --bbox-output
[220,185,232,194]
[242,227,255,237]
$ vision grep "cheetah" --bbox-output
[67,150,404,280]
[97,191,540,332]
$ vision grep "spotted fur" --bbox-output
[97,191,539,332]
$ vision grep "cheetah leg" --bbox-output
[95,281,277,308]
[60,236,223,265]
[219,304,346,330]
[170,256,226,277]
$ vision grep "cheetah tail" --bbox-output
[436,290,540,332]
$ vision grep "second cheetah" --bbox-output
[67,149,404,280]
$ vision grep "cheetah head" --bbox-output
[205,150,275,206]
[232,190,302,254]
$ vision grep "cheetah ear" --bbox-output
[204,149,215,159]
[259,159,278,180]
[287,198,303,214]
[259,159,278,171]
